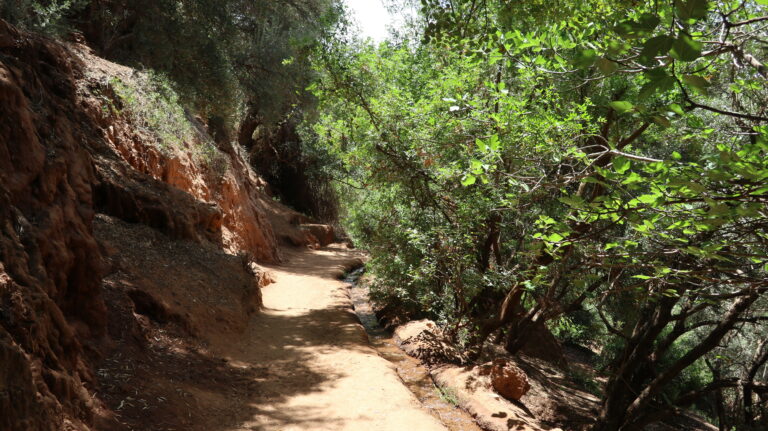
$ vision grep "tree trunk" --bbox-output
[592,292,761,430]
[744,338,768,426]
[237,106,262,149]
[478,214,500,272]
[591,298,676,430]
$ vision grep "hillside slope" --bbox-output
[0,19,327,430]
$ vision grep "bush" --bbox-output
[1,0,84,36]
[4,0,341,136]
[109,71,225,169]
[435,385,459,406]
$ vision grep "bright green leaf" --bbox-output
[668,103,686,115]
[476,138,488,152]
[613,156,631,174]
[488,134,501,151]
[622,172,643,184]
[546,233,565,242]
[637,193,660,205]
[609,100,634,114]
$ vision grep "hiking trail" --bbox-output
[204,245,448,431]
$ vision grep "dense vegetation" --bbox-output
[309,0,768,429]
[3,0,338,119]
[4,0,768,429]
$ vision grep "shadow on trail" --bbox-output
[96,244,371,431]
[98,305,365,431]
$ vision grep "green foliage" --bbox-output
[1,0,85,36]
[435,385,460,406]
[549,309,601,346]
[82,0,339,123]
[566,367,602,397]
[310,0,768,428]
[3,0,342,130]
[109,72,224,168]
[110,73,193,149]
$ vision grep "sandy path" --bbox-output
[207,246,448,431]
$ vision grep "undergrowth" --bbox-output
[109,71,227,171]
[1,0,85,36]
[435,385,459,406]
[566,368,602,397]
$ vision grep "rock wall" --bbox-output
[91,103,281,262]
[0,19,284,430]
[0,20,106,431]
[74,49,281,263]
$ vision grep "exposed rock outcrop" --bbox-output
[78,51,281,263]
[431,366,545,431]
[0,20,106,431]
[301,223,335,246]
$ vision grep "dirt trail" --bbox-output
[204,245,448,431]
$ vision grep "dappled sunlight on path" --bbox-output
[204,245,448,431]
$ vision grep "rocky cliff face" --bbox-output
[0,20,318,430]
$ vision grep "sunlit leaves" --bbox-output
[668,103,685,116]
[613,156,631,173]
[609,100,634,114]
[313,3,768,411]
[476,135,501,153]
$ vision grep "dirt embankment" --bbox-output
[0,19,331,430]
